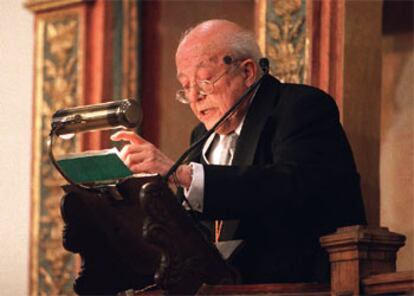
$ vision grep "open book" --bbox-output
[56,148,133,184]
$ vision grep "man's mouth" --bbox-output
[200,108,215,116]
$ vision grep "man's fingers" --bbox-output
[130,163,148,174]
[119,143,150,161]
[111,133,173,176]
[110,131,146,145]
[130,161,163,175]
[125,152,147,167]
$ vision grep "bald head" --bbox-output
[176,19,262,68]
[179,20,243,49]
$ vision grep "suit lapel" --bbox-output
[232,75,281,166]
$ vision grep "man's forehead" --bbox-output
[176,45,223,78]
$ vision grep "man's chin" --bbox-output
[202,119,234,135]
[203,119,237,135]
[201,119,218,131]
[215,123,235,135]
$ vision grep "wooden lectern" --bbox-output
[60,176,238,295]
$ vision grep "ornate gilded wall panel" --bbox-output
[257,0,308,83]
[28,1,142,294]
[25,0,85,12]
[30,8,85,296]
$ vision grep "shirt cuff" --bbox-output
[183,162,204,213]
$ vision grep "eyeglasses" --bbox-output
[175,56,240,104]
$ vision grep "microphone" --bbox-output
[259,57,270,74]
[51,99,142,136]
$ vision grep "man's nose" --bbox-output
[187,88,205,103]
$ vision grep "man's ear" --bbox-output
[240,59,257,87]
[241,59,258,87]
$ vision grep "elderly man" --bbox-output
[111,19,366,284]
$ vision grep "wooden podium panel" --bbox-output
[61,176,237,295]
[61,176,160,294]
[197,282,330,295]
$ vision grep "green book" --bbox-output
[56,148,133,184]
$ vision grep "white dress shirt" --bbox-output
[184,119,245,212]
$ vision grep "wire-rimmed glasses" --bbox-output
[175,56,239,104]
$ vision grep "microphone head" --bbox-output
[259,58,270,74]
[223,55,233,65]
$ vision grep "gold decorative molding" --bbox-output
[30,7,85,296]
[25,0,89,13]
[257,0,308,83]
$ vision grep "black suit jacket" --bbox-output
[186,75,366,284]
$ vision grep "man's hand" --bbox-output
[175,164,193,189]
[111,131,193,189]
[111,131,174,176]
